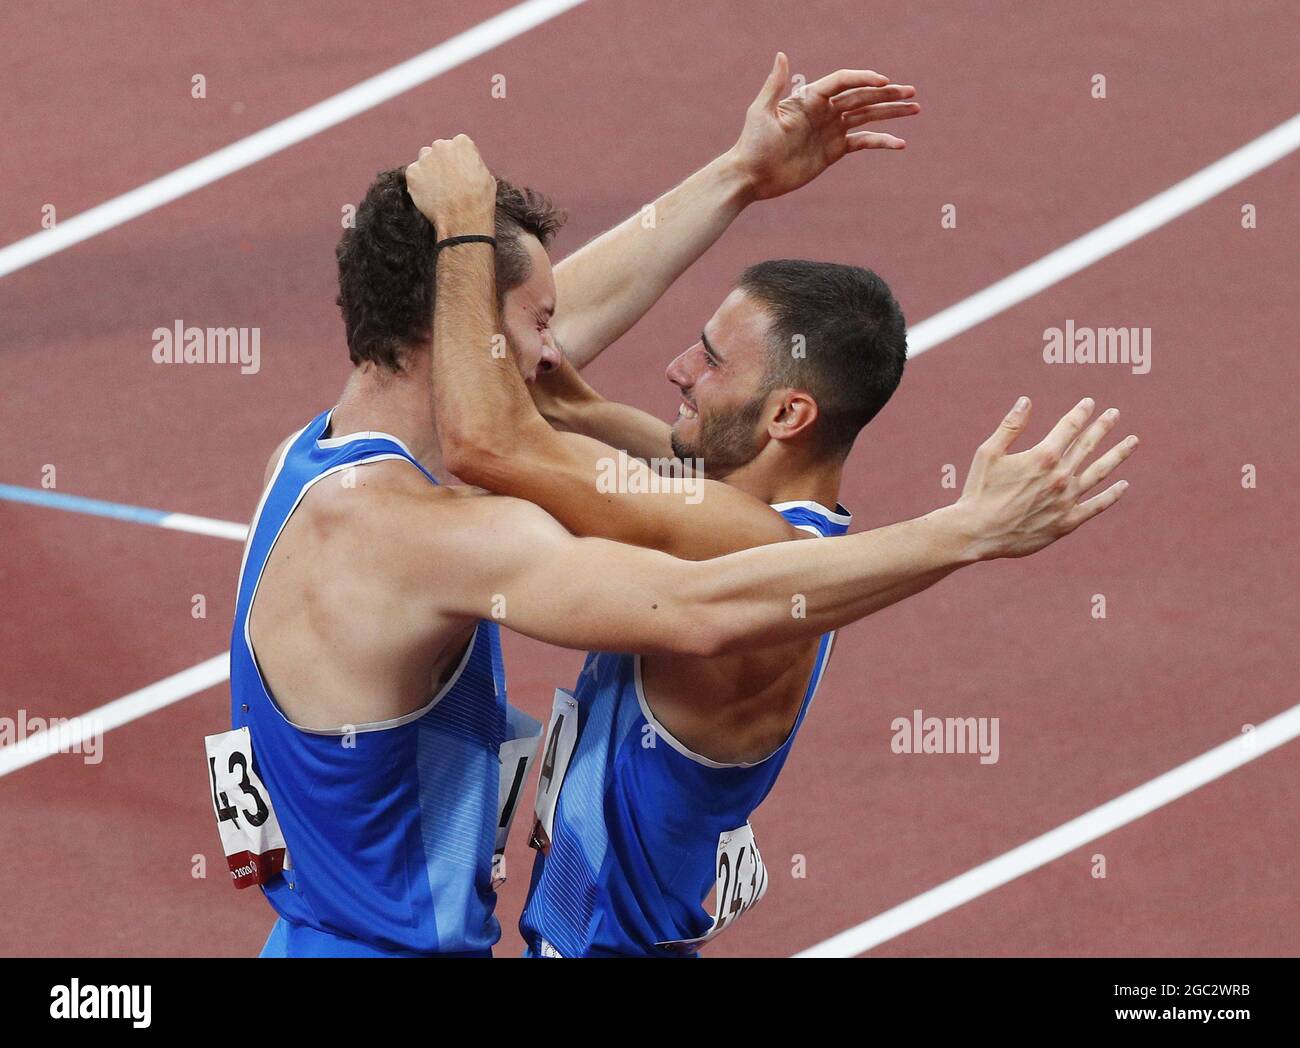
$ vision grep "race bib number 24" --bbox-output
[658,822,769,952]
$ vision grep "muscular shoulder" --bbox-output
[319,463,567,573]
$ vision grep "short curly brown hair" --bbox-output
[335,168,565,370]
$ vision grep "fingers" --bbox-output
[1076,433,1139,492]
[1062,406,1118,472]
[1066,478,1129,530]
[845,130,906,151]
[830,83,915,110]
[1038,397,1095,459]
[754,51,789,110]
[809,67,890,99]
[979,397,1032,456]
[419,145,433,158]
[840,101,921,130]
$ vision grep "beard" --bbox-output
[670,393,767,478]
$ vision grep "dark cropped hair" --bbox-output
[335,169,565,370]
[739,260,908,459]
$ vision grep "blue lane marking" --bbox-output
[0,483,171,527]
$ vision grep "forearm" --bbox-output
[431,237,540,469]
[552,151,754,370]
[687,504,981,653]
[560,400,676,462]
[531,357,674,460]
[495,503,973,657]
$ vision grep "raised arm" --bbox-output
[405,137,1137,569]
[551,53,920,370]
[406,135,801,560]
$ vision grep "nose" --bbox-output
[665,345,695,389]
[537,332,562,374]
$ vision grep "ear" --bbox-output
[766,389,819,443]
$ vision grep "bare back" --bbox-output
[640,526,827,765]
[247,450,478,731]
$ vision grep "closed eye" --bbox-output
[700,331,724,369]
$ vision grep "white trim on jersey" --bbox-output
[316,407,419,459]
[632,632,836,771]
[768,499,852,527]
[632,507,842,769]
[240,449,478,737]
[235,420,309,607]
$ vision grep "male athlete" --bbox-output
[408,57,1138,956]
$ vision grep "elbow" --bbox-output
[675,603,735,659]
[441,426,511,486]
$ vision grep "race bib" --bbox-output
[493,704,543,888]
[657,822,769,951]
[204,727,287,889]
[530,689,579,853]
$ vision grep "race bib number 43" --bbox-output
[658,822,769,952]
[204,727,286,889]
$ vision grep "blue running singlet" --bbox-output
[519,500,852,957]
[229,409,537,957]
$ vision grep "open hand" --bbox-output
[956,397,1139,560]
[728,52,920,202]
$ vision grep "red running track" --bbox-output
[1,0,1296,957]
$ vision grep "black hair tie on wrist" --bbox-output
[434,234,497,254]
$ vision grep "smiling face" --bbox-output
[500,233,562,382]
[665,288,778,476]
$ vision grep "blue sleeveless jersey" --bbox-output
[519,500,852,957]
[230,409,518,957]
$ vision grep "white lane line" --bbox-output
[0,653,230,778]
[907,113,1300,356]
[159,513,249,542]
[795,703,1300,957]
[0,483,249,541]
[0,0,588,279]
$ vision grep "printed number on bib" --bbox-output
[657,822,769,951]
[494,704,543,888]
[530,689,579,853]
[204,727,287,889]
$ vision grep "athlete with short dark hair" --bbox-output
[410,56,1137,956]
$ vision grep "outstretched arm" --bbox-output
[413,391,1136,658]
[550,53,920,370]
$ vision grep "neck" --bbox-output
[329,352,450,480]
[713,446,845,512]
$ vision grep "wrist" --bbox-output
[710,149,760,211]
[925,502,989,566]
[431,206,496,240]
